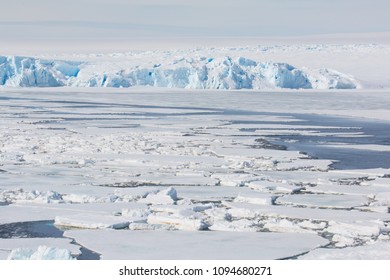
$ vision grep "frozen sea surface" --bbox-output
[1,88,390,260]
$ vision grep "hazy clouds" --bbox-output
[1,0,389,39]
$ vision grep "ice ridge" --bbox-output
[0,55,358,90]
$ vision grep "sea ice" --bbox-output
[64,230,328,259]
[54,213,130,229]
[1,84,390,259]
[299,241,390,260]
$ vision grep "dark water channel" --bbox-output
[233,113,390,170]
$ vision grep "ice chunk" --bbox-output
[248,180,304,194]
[326,221,381,239]
[150,203,213,215]
[147,212,208,231]
[276,159,332,171]
[54,213,130,229]
[211,173,258,187]
[7,246,75,260]
[138,187,178,205]
[209,219,258,232]
[204,208,231,223]
[0,189,63,204]
[122,208,151,219]
[263,219,315,234]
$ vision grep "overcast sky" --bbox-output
[1,0,389,39]
[1,0,389,54]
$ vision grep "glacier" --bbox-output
[0,55,358,89]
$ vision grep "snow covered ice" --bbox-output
[0,48,360,89]
[1,42,390,260]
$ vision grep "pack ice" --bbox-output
[0,55,357,89]
[1,59,390,259]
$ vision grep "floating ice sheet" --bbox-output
[65,230,328,260]
[54,214,130,229]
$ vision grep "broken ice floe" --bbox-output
[147,212,208,231]
[248,180,305,194]
[233,193,274,205]
[0,189,63,204]
[325,221,382,247]
[138,187,178,205]
[54,214,130,229]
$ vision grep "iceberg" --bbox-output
[0,55,358,90]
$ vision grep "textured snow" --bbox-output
[0,55,358,90]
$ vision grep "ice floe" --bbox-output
[54,214,130,229]
[64,230,328,259]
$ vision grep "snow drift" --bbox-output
[0,55,358,90]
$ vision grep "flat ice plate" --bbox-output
[65,229,328,260]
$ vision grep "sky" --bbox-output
[1,0,389,52]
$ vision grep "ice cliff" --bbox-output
[0,55,358,90]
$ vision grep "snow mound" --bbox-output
[7,246,75,260]
[0,55,358,90]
